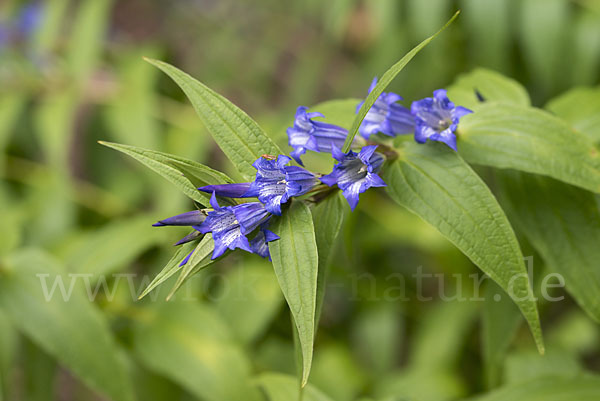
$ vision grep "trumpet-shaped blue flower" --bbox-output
[198,193,271,259]
[410,89,472,151]
[321,145,386,211]
[287,106,349,165]
[197,182,251,198]
[153,210,205,246]
[357,77,415,139]
[250,222,280,260]
[199,155,319,216]
[152,210,206,227]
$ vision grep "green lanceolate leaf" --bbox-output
[270,201,319,387]
[383,141,543,353]
[100,141,232,205]
[256,372,334,401]
[469,374,600,401]
[145,58,282,179]
[546,86,600,142]
[311,192,348,325]
[497,171,600,323]
[0,250,134,401]
[342,10,460,152]
[446,68,531,110]
[166,234,215,300]
[458,103,600,194]
[138,240,197,299]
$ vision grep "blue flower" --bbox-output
[286,106,349,165]
[198,193,271,259]
[152,210,205,245]
[357,77,415,139]
[320,145,386,211]
[244,155,318,215]
[198,182,251,198]
[410,89,472,151]
[152,210,206,227]
[250,222,280,260]
[199,155,319,216]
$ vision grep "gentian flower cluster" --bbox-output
[355,78,472,150]
[155,78,472,264]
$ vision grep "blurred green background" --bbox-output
[1,0,600,400]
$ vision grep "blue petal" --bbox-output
[342,182,362,211]
[198,183,252,198]
[153,210,206,227]
[452,106,473,119]
[366,172,387,188]
[233,202,270,234]
[358,145,378,165]
[209,192,221,210]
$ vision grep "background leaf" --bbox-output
[132,301,261,401]
[256,372,334,401]
[270,200,319,387]
[383,141,543,352]
[497,171,600,322]
[57,215,164,277]
[482,281,522,388]
[469,375,600,401]
[446,68,531,110]
[215,260,283,345]
[545,86,600,142]
[0,250,134,401]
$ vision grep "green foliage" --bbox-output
[482,281,522,388]
[132,301,261,401]
[100,141,231,205]
[2,1,600,399]
[458,104,600,194]
[165,233,214,300]
[144,58,282,179]
[312,191,349,324]
[270,201,319,387]
[214,261,283,344]
[469,375,600,401]
[446,68,531,110]
[257,372,334,401]
[498,172,600,322]
[383,141,543,353]
[546,86,600,142]
[0,250,134,401]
